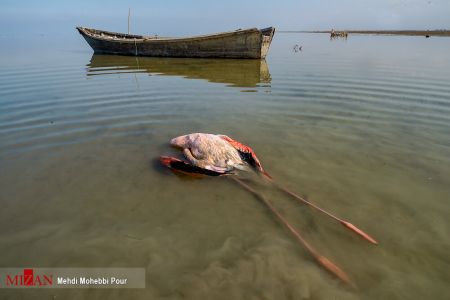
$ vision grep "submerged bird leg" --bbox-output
[231,177,353,286]
[269,181,378,245]
[219,135,378,245]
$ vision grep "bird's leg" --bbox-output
[231,177,353,286]
[219,135,377,244]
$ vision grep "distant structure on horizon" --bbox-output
[330,29,348,39]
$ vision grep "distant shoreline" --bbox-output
[279,30,450,36]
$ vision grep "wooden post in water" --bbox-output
[128,8,131,34]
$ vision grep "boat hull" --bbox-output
[77,27,275,59]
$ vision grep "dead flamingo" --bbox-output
[168,133,248,174]
[160,133,377,284]
[163,132,378,244]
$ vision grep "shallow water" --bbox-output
[1,33,449,299]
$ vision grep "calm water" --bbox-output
[1,33,450,299]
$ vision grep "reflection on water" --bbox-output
[86,55,271,88]
[1,33,450,299]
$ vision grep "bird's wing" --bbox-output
[218,135,272,178]
[183,148,228,174]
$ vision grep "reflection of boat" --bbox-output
[86,55,271,87]
[77,27,275,59]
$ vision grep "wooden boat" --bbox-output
[77,27,275,59]
[86,55,271,87]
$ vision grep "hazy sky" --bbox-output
[1,0,448,35]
